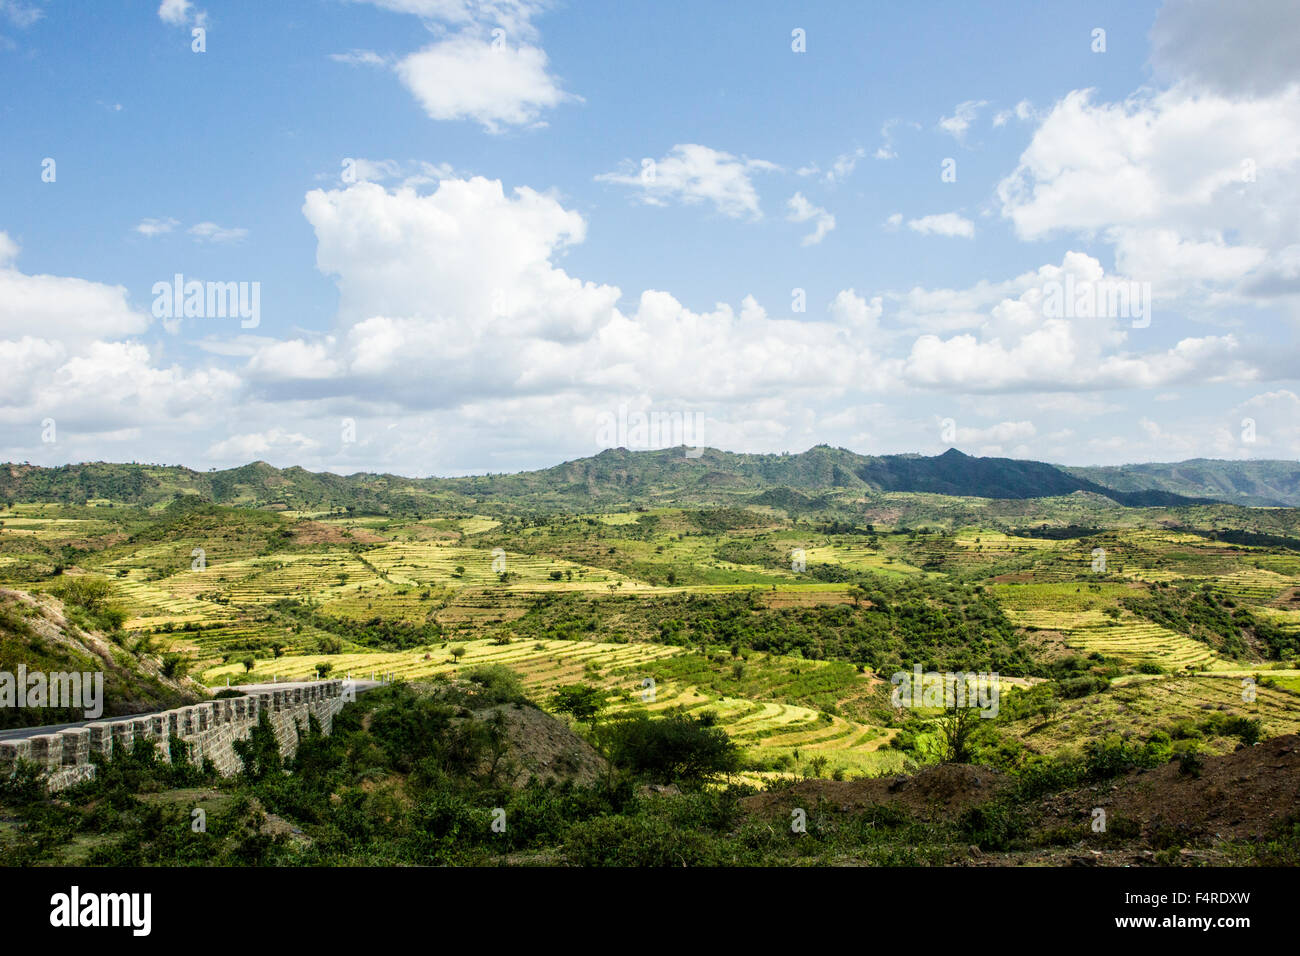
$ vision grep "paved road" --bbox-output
[0,679,382,742]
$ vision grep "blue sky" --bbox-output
[1,0,1298,476]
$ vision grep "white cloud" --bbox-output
[348,1,545,36]
[329,49,388,67]
[135,217,179,237]
[898,250,1255,392]
[799,148,865,185]
[158,0,207,28]
[338,0,571,132]
[0,234,149,342]
[907,213,975,239]
[597,144,778,220]
[874,119,916,160]
[189,222,249,243]
[992,100,1035,127]
[950,420,1036,445]
[395,34,572,132]
[238,176,900,430]
[337,158,456,188]
[208,429,322,462]
[938,99,987,141]
[996,87,1300,245]
[1111,228,1267,286]
[828,289,882,336]
[785,193,835,246]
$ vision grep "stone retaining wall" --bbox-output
[0,680,348,791]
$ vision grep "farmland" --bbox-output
[3,483,1300,783]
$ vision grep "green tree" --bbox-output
[550,683,607,730]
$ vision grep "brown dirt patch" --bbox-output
[1048,734,1300,841]
[472,703,608,788]
[290,521,384,545]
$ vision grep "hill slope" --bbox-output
[1067,459,1300,507]
[0,447,1263,511]
[0,588,202,728]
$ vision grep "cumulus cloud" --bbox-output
[907,213,975,239]
[208,428,322,462]
[338,0,572,132]
[899,253,1255,393]
[785,193,835,245]
[828,289,882,336]
[230,176,901,435]
[1150,0,1300,97]
[995,82,1300,314]
[395,34,571,132]
[597,144,778,220]
[996,87,1300,243]
[0,228,246,455]
[0,233,149,342]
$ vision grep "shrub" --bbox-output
[463,665,528,705]
[596,711,740,784]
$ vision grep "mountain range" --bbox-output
[4,447,1300,511]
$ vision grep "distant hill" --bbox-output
[1066,459,1300,507]
[2,447,1286,512]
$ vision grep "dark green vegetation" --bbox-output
[9,445,1292,513]
[1068,459,1300,508]
[2,678,1295,867]
[510,584,1033,676]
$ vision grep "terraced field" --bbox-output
[801,542,925,577]
[1210,568,1298,604]
[362,541,643,591]
[1003,674,1300,756]
[1060,619,1226,671]
[6,494,1300,786]
[993,580,1232,670]
[200,637,905,776]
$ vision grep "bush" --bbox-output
[1216,715,1263,746]
[563,813,727,866]
[1176,746,1204,778]
[161,652,189,679]
[463,665,528,705]
[596,711,740,783]
[1054,675,1110,699]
